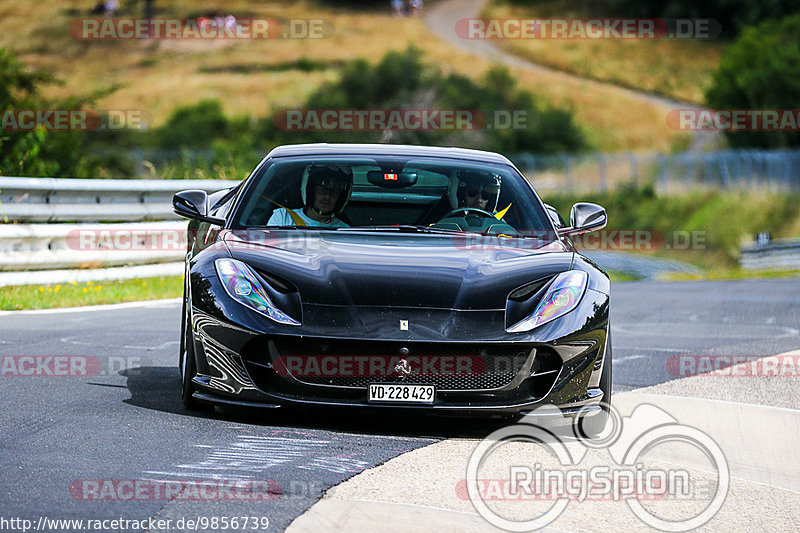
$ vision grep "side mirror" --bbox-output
[173,190,225,225]
[558,202,607,236]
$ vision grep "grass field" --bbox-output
[0,272,648,311]
[0,0,688,152]
[660,269,800,281]
[542,188,800,270]
[2,261,796,311]
[0,276,182,310]
[483,0,724,104]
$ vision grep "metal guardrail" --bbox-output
[0,176,239,222]
[740,239,800,270]
[2,173,797,283]
[0,222,186,271]
[512,149,800,193]
[0,176,238,283]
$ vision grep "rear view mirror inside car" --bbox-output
[366,170,418,188]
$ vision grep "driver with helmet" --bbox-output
[267,164,352,228]
[449,168,502,213]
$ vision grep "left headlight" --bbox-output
[215,258,300,326]
[507,270,588,333]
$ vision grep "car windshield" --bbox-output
[231,155,554,238]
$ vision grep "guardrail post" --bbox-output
[598,153,607,192]
[705,154,714,188]
[133,148,145,179]
[657,153,668,193]
[561,153,573,191]
[718,153,731,188]
[627,151,638,188]
[520,154,535,177]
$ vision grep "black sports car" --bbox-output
[173,143,611,421]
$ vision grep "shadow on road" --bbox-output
[121,366,513,439]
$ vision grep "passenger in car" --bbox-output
[267,164,352,228]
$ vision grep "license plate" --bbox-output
[368,383,435,404]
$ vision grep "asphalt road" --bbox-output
[1,278,798,532]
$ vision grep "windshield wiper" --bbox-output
[336,225,463,234]
[263,225,313,230]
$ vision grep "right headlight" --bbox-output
[507,270,588,333]
[215,258,300,326]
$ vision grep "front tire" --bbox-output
[576,328,613,438]
[179,280,205,410]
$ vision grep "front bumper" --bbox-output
[187,287,609,417]
[190,387,604,419]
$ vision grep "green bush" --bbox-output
[157,99,234,149]
[261,47,586,154]
[507,0,799,37]
[543,185,800,267]
[2,47,587,178]
[705,15,800,148]
[0,48,96,177]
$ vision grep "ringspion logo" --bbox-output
[465,403,729,531]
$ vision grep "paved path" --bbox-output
[583,250,701,279]
[2,279,798,531]
[424,0,719,152]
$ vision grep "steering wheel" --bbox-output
[441,207,497,220]
[439,208,497,227]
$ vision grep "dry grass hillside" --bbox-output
[1,0,697,151]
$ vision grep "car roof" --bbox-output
[264,143,514,165]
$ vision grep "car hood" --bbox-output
[223,230,573,311]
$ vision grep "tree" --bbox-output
[0,48,97,177]
[0,48,57,176]
[508,0,799,37]
[705,15,800,148]
[262,47,586,154]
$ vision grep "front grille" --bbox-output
[267,338,535,391]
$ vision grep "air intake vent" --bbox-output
[506,275,556,329]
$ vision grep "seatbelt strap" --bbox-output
[287,209,308,227]
[260,195,308,227]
